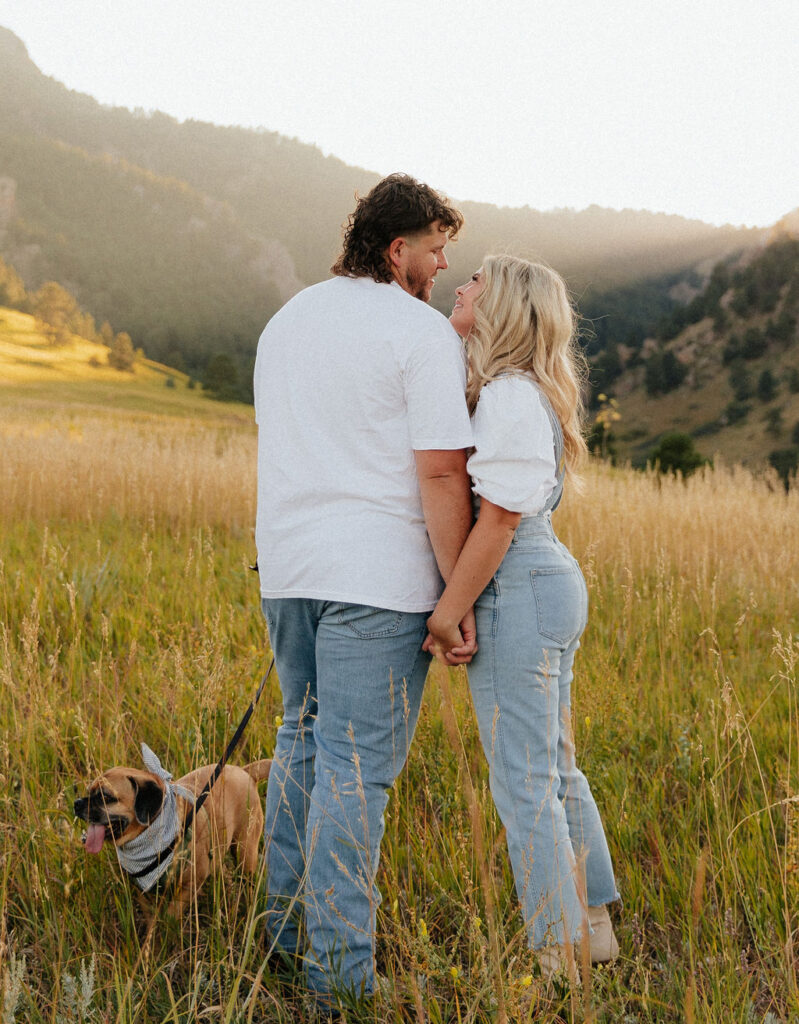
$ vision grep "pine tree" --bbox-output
[108,331,135,371]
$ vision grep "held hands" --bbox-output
[422,607,478,665]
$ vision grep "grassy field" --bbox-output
[1,379,798,1023]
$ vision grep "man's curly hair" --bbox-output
[331,173,463,283]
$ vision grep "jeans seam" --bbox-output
[491,575,500,638]
[486,582,526,892]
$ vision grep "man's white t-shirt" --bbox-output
[254,276,473,612]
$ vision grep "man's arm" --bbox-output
[414,448,476,661]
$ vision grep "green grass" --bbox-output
[1,399,797,1022]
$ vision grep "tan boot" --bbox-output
[587,904,619,963]
[537,943,580,987]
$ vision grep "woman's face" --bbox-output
[449,269,484,338]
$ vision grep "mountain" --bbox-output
[0,25,767,394]
[596,226,799,472]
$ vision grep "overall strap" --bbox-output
[529,381,566,513]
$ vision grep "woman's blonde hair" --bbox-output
[465,255,589,479]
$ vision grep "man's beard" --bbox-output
[404,261,432,302]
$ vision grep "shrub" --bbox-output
[768,447,798,488]
[648,432,709,476]
[724,400,751,424]
[764,407,783,437]
[766,310,797,345]
[728,361,753,401]
[202,353,240,401]
[742,327,767,360]
[722,334,742,365]
[757,369,777,403]
[645,350,687,396]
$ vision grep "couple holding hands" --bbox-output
[254,173,620,1010]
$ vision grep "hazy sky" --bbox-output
[1,0,797,228]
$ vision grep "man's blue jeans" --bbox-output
[261,597,431,998]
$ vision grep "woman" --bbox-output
[424,255,619,979]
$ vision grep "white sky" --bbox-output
[1,0,797,228]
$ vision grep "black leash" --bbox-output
[127,656,275,885]
[185,655,275,829]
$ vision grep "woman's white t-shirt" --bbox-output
[466,376,558,516]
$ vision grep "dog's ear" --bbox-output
[131,776,164,825]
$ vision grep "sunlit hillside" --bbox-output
[0,305,254,420]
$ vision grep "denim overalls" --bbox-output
[468,384,619,949]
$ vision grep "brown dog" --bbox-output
[73,744,271,916]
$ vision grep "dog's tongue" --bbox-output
[84,824,106,854]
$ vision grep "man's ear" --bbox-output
[387,237,407,269]
[131,777,164,825]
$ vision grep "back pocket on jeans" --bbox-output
[530,566,585,647]
[337,604,406,639]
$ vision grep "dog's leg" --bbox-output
[232,782,264,873]
[240,804,265,873]
[166,828,213,918]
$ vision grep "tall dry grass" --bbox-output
[1,404,256,530]
[1,398,798,1022]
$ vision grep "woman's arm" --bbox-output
[423,498,521,662]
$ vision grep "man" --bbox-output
[253,173,474,1007]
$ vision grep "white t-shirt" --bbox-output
[467,376,558,516]
[254,276,473,611]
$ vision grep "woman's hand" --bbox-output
[448,607,478,664]
[423,608,478,665]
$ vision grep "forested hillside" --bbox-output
[595,222,799,472]
[0,25,764,397]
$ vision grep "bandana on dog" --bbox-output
[115,744,196,892]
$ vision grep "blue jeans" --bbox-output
[468,515,619,948]
[260,598,431,998]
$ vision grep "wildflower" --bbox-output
[520,974,532,987]
[585,715,591,728]
[450,966,461,982]
[274,715,283,728]
[419,919,428,939]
